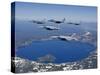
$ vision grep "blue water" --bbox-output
[16,40,95,63]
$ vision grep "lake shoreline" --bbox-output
[12,50,97,73]
[16,31,97,49]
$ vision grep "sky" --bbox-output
[14,2,97,22]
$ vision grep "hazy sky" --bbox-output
[15,2,97,22]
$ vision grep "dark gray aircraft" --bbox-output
[48,18,65,24]
[32,19,45,24]
[67,22,81,25]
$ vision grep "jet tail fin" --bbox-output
[62,18,65,23]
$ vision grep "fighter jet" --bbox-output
[32,19,45,24]
[67,21,81,25]
[41,26,60,30]
[48,18,65,24]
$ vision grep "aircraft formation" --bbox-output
[30,18,81,30]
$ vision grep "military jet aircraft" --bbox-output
[32,19,46,24]
[48,18,65,24]
[41,26,60,30]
